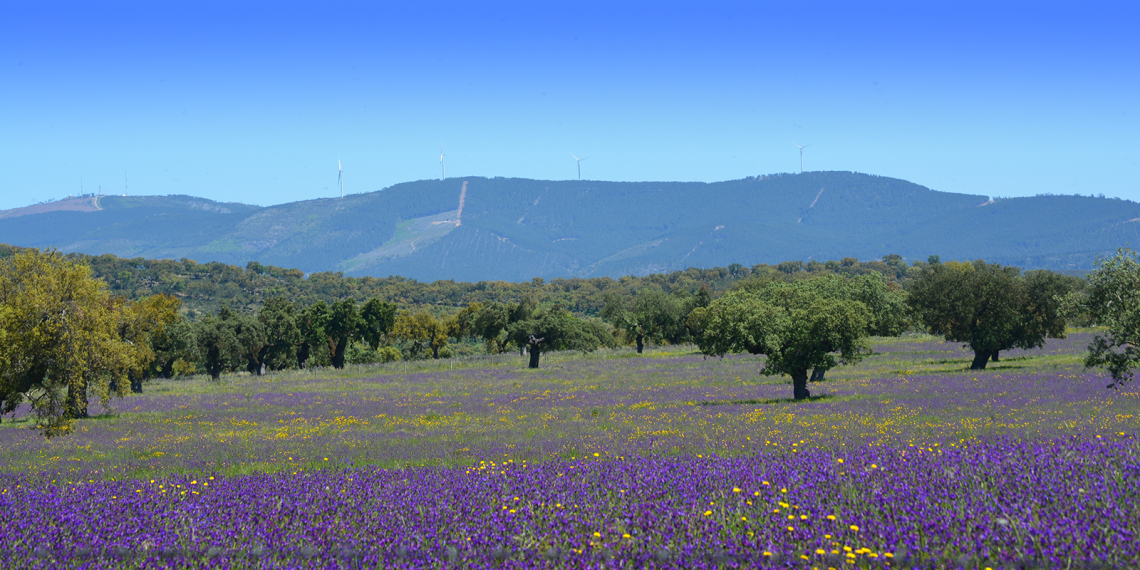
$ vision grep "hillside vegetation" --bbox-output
[2,172,1136,280]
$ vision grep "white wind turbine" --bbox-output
[440,144,446,180]
[337,160,344,198]
[793,142,811,173]
[569,152,589,180]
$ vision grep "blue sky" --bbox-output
[2,0,1137,210]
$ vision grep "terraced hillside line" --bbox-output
[809,187,825,208]
[456,181,467,226]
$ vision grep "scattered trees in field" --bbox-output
[907,260,1078,369]
[1070,248,1140,388]
[689,279,873,400]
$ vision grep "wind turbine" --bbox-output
[569,152,589,181]
[792,143,811,173]
[440,144,446,180]
[337,160,343,198]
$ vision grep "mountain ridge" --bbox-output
[2,172,1136,281]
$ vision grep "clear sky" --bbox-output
[2,0,1137,211]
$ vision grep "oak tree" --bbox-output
[0,250,150,436]
[690,281,871,400]
[1073,248,1140,388]
[907,260,1075,369]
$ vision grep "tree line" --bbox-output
[0,244,926,319]
[4,246,1139,438]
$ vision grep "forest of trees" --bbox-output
[0,244,922,318]
[5,243,1133,436]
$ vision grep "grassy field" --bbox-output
[2,331,1138,568]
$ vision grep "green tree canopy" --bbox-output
[690,280,872,400]
[115,293,181,392]
[258,296,300,372]
[297,301,331,369]
[326,299,363,369]
[359,298,397,351]
[601,288,693,353]
[907,260,1076,369]
[0,250,150,436]
[469,299,535,354]
[507,307,613,368]
[1072,248,1140,388]
[392,309,453,360]
[194,305,243,380]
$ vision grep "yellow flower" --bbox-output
[733,487,742,493]
[836,458,843,463]
[593,532,601,538]
[850,525,860,532]
[827,515,836,520]
[704,510,713,516]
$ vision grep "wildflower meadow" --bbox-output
[2,332,1138,568]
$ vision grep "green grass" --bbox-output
[1,332,1136,482]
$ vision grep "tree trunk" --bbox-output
[528,344,541,369]
[206,346,224,379]
[258,346,271,373]
[161,358,175,379]
[297,343,311,369]
[130,373,144,393]
[246,355,261,375]
[970,350,992,370]
[791,369,811,400]
[332,338,348,369]
[66,380,89,418]
[810,368,827,382]
[635,333,644,354]
[991,351,1000,363]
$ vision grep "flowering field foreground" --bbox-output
[2,436,1138,569]
[3,332,1140,568]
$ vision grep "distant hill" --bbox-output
[2,172,1137,281]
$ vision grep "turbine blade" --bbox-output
[569,152,579,161]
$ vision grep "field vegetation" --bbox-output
[1,248,1139,567]
[2,332,1138,568]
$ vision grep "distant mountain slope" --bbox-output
[2,172,1136,281]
